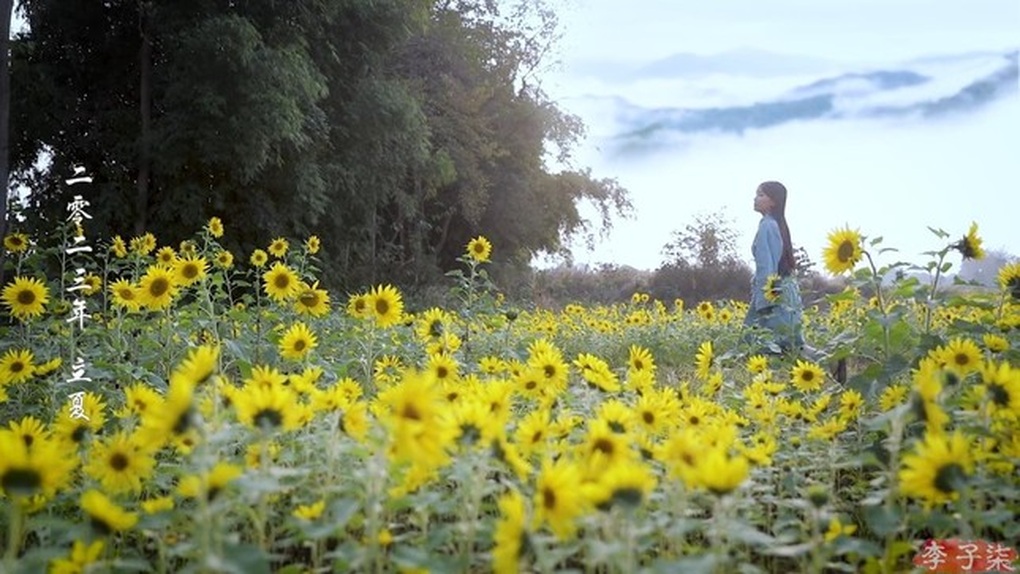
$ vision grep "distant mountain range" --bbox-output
[566,49,1019,157]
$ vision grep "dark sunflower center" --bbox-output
[542,487,556,510]
[119,288,135,300]
[90,517,113,536]
[634,360,644,370]
[525,381,537,390]
[428,321,442,337]
[954,353,969,366]
[300,292,319,307]
[10,361,24,373]
[172,409,193,435]
[642,411,655,424]
[401,403,421,421]
[22,434,34,447]
[1,468,42,495]
[593,438,614,455]
[689,416,700,426]
[375,299,389,315]
[17,290,36,305]
[987,383,1009,406]
[274,274,290,289]
[933,462,966,494]
[293,339,307,352]
[182,264,198,279]
[610,487,643,509]
[837,241,855,262]
[149,278,169,297]
[71,424,88,443]
[608,421,626,433]
[543,365,556,378]
[802,371,814,382]
[436,366,449,379]
[110,452,130,471]
[459,424,481,445]
[531,431,542,443]
[254,408,283,428]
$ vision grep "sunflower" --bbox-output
[138,265,178,310]
[822,227,863,275]
[899,431,974,507]
[763,274,781,303]
[978,360,1020,416]
[533,457,586,540]
[791,359,825,392]
[52,392,107,448]
[177,461,243,501]
[110,235,128,258]
[415,307,452,341]
[80,489,138,534]
[294,281,330,317]
[346,291,370,319]
[879,384,909,411]
[305,235,320,255]
[261,262,300,302]
[4,232,30,253]
[632,390,676,436]
[118,383,164,418]
[998,261,1020,301]
[584,460,657,511]
[214,250,234,269]
[367,284,404,328]
[49,539,105,574]
[466,235,493,263]
[581,421,634,477]
[266,237,288,258]
[2,276,50,321]
[982,333,1009,353]
[951,222,984,260]
[293,499,326,521]
[82,273,103,296]
[934,337,982,380]
[690,445,750,496]
[745,354,770,375]
[0,429,77,497]
[245,364,288,390]
[173,255,208,287]
[141,496,175,514]
[7,416,49,448]
[207,216,224,238]
[108,279,142,312]
[492,489,530,574]
[279,322,318,361]
[136,376,196,452]
[130,232,157,256]
[83,431,156,494]
[628,344,656,377]
[250,248,269,268]
[1,349,36,384]
[694,341,714,380]
[234,383,304,431]
[154,246,177,267]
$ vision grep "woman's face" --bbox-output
[754,187,774,214]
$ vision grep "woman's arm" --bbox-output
[750,217,783,311]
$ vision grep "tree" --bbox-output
[0,0,12,286]
[660,211,742,269]
[9,0,630,293]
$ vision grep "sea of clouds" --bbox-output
[539,49,1020,273]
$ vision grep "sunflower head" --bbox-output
[951,222,984,260]
[466,236,493,263]
[4,232,30,253]
[997,262,1020,301]
[823,227,863,275]
[207,217,224,238]
[268,237,289,259]
[2,276,50,321]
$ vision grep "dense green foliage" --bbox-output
[8,0,630,291]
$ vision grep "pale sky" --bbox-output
[539,0,1020,271]
[553,0,1019,65]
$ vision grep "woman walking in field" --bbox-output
[744,180,805,354]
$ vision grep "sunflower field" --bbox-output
[1,217,1019,574]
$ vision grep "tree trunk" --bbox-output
[0,0,13,287]
[135,1,151,235]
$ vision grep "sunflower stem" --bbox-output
[4,499,24,572]
[923,247,950,335]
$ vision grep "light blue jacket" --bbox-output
[745,214,804,350]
